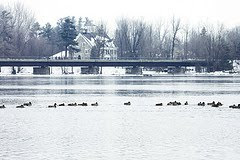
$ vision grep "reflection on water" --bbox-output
[1,75,240,160]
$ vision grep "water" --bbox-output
[1,75,240,160]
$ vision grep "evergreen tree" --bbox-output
[29,22,40,38]
[0,10,14,57]
[57,17,78,58]
[39,23,62,56]
[40,23,54,41]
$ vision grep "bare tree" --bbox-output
[115,17,146,59]
[115,18,129,58]
[227,27,240,59]
[153,20,169,58]
[183,24,190,59]
[170,17,181,59]
[9,2,35,57]
[128,19,146,59]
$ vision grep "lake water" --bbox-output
[0,75,240,160]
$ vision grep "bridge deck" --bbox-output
[0,59,208,67]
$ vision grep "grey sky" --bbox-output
[2,0,240,28]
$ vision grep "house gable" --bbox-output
[75,33,94,59]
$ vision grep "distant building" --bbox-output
[51,18,117,60]
[76,29,117,60]
[76,32,95,59]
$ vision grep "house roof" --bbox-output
[76,32,116,49]
[76,33,95,47]
[82,32,97,40]
[50,51,70,58]
[82,32,111,40]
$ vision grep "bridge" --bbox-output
[0,59,209,67]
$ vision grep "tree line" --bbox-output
[0,3,79,59]
[115,17,240,71]
[1,3,240,71]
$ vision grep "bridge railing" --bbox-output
[0,55,206,62]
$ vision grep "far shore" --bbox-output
[0,72,240,77]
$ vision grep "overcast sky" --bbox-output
[2,0,240,28]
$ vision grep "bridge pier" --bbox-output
[100,66,103,74]
[33,66,50,75]
[17,67,22,73]
[126,66,142,75]
[81,66,99,74]
[195,66,207,73]
[167,66,186,74]
[11,66,16,75]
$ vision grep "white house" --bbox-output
[78,31,117,60]
[51,19,117,60]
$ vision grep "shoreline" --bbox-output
[0,72,240,77]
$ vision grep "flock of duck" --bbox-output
[156,101,240,109]
[0,101,240,109]
[47,102,98,108]
[0,102,99,108]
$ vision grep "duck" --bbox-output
[184,101,188,105]
[68,103,77,106]
[124,102,131,105]
[78,102,87,106]
[207,101,215,105]
[168,101,181,106]
[229,104,237,108]
[48,103,57,108]
[0,105,5,108]
[23,102,32,106]
[167,101,177,106]
[172,101,178,106]
[155,103,163,106]
[229,104,240,109]
[198,102,205,106]
[16,105,25,108]
[58,103,65,106]
[91,102,98,106]
[211,103,219,107]
[216,102,223,106]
